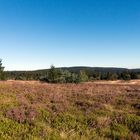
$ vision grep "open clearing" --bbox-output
[0,80,140,139]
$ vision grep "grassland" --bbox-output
[0,80,140,140]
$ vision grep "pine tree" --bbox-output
[0,59,5,80]
[121,71,131,80]
[47,65,57,83]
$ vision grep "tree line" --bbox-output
[1,60,140,82]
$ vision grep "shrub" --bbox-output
[79,70,89,82]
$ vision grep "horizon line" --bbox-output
[5,66,140,71]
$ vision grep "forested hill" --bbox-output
[7,67,140,73]
[59,67,140,73]
[5,67,140,81]
[37,67,140,74]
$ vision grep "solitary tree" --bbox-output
[0,59,5,80]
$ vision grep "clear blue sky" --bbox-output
[0,0,140,70]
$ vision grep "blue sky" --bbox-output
[0,0,140,70]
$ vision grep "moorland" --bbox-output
[0,80,140,139]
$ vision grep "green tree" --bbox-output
[90,70,101,80]
[79,70,88,82]
[130,72,138,79]
[107,72,118,80]
[121,71,131,80]
[40,66,80,83]
[0,59,5,80]
[47,65,59,83]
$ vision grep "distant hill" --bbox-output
[36,67,140,73]
[7,67,140,73]
[59,67,128,73]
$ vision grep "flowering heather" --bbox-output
[0,80,140,139]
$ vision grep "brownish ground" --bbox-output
[93,80,140,85]
[4,79,140,85]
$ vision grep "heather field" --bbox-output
[0,81,140,140]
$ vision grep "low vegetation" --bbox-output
[0,81,139,139]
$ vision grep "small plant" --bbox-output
[110,124,129,139]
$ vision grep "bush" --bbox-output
[79,70,88,82]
